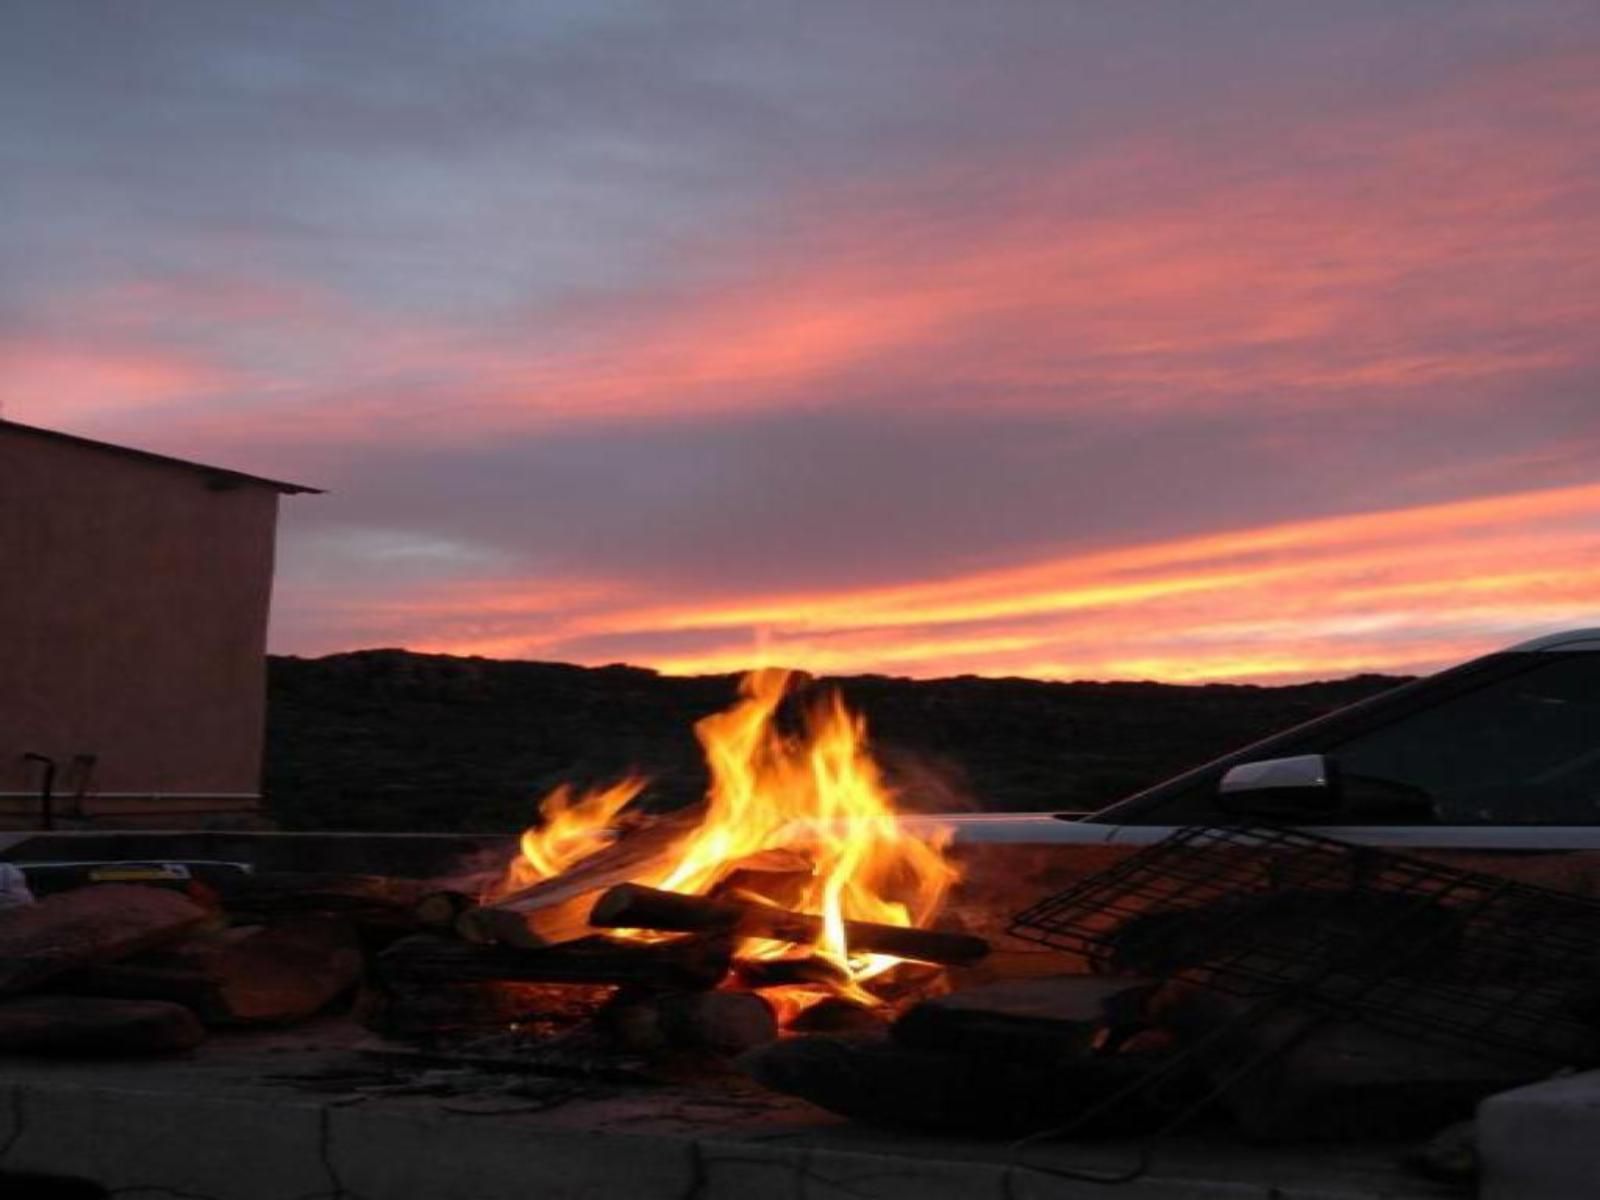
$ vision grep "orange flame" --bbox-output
[504,669,958,1012]
[499,777,645,894]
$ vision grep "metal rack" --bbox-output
[1010,825,1600,1066]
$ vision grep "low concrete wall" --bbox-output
[0,830,509,878]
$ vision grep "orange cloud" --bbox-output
[344,480,1600,683]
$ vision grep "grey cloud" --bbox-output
[10,0,1579,322]
[272,391,1595,605]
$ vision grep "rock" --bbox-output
[144,917,362,1024]
[788,997,885,1036]
[48,962,216,1009]
[892,974,1155,1061]
[1404,1119,1477,1185]
[1162,987,1549,1142]
[0,995,204,1056]
[0,885,208,995]
[741,1034,1189,1137]
[57,920,362,1026]
[603,990,778,1055]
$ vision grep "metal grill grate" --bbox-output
[1009,825,1600,1066]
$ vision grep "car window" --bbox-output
[1326,654,1600,824]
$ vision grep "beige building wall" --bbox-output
[0,425,297,826]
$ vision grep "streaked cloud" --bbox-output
[297,481,1600,682]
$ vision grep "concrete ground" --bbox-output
[0,1020,1461,1200]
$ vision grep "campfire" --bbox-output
[423,668,978,1035]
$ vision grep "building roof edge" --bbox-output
[0,418,322,495]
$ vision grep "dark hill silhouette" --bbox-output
[264,650,1406,831]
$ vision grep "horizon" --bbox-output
[271,639,1422,689]
[6,2,1598,685]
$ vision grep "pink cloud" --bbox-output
[0,336,235,424]
[19,43,1600,458]
[384,46,1594,450]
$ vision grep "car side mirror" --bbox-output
[1217,753,1342,818]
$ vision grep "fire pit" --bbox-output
[369,668,982,1053]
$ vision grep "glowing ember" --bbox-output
[502,669,958,1017]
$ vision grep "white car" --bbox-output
[926,628,1600,852]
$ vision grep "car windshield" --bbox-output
[1326,653,1600,823]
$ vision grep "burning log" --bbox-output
[709,848,814,909]
[733,956,852,991]
[378,932,733,991]
[459,808,705,948]
[589,883,990,966]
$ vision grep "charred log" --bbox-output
[377,932,732,991]
[589,883,990,966]
[413,889,474,931]
[215,872,431,927]
[459,809,704,948]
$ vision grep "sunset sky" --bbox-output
[4,2,1598,683]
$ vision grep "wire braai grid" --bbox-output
[1009,825,1600,1066]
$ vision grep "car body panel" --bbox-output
[931,628,1600,851]
[919,812,1600,849]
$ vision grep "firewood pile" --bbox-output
[368,821,988,1054]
